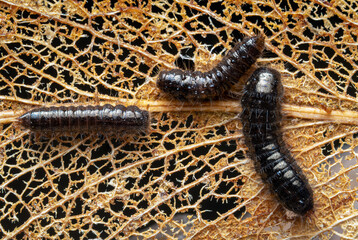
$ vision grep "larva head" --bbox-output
[157,69,183,91]
[246,67,283,97]
[126,105,151,132]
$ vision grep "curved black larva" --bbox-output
[157,35,265,100]
[18,104,150,133]
[240,67,313,215]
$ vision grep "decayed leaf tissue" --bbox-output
[0,0,358,239]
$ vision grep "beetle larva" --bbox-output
[157,35,265,100]
[240,67,313,215]
[18,104,150,133]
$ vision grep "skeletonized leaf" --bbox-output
[0,0,358,239]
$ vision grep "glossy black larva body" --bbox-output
[157,35,265,100]
[18,104,150,133]
[240,67,313,215]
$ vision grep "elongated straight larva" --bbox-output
[240,67,313,215]
[18,104,150,133]
[157,35,265,100]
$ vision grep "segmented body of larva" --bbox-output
[18,104,150,133]
[157,35,265,100]
[240,67,313,215]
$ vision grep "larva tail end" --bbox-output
[296,197,314,216]
[17,112,31,129]
[252,34,266,54]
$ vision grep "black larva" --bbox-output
[240,67,313,215]
[18,104,150,133]
[157,35,265,100]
